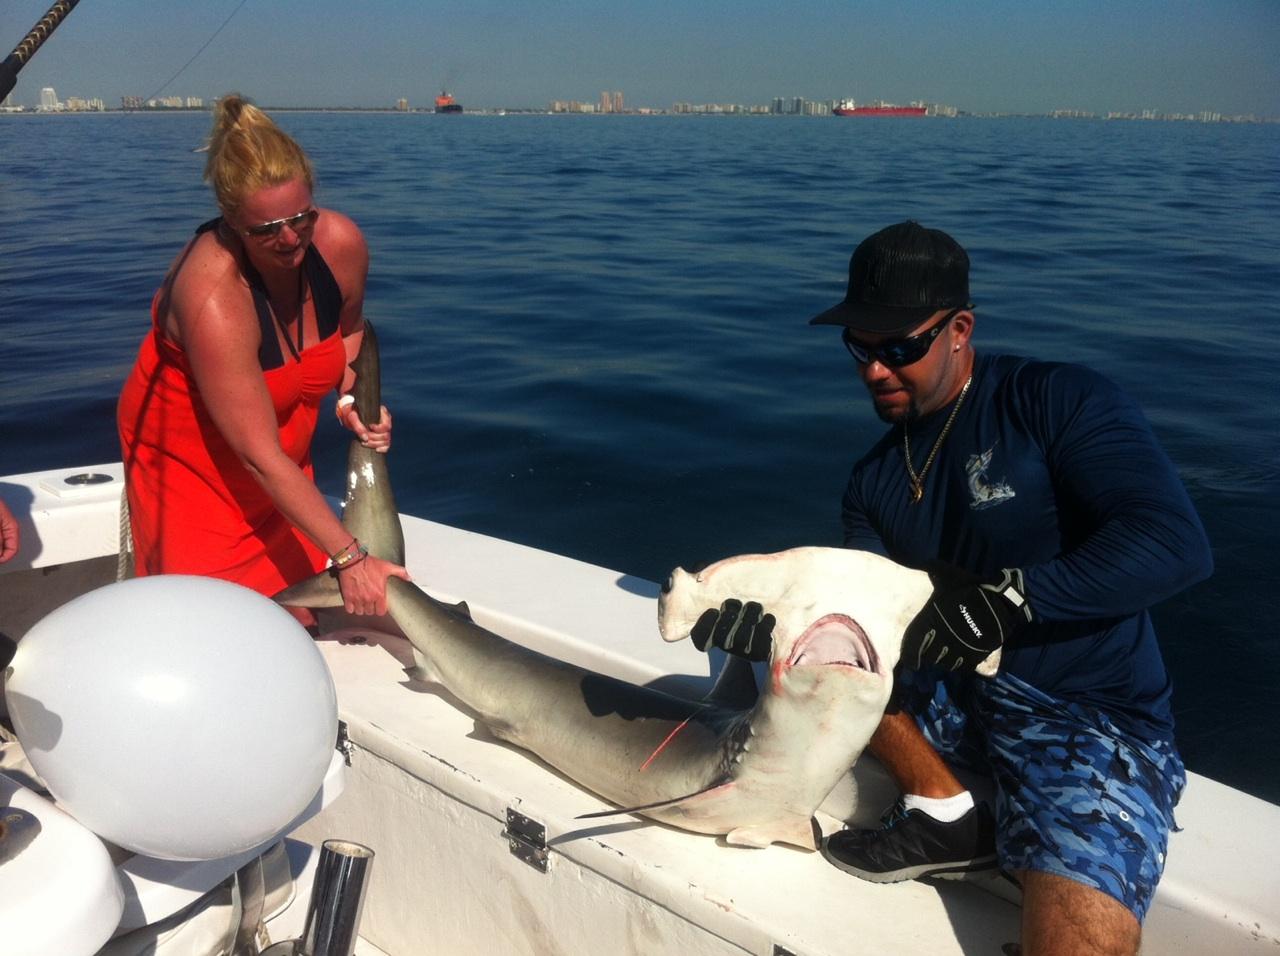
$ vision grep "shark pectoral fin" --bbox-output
[575,780,735,821]
[704,653,759,709]
[725,816,821,851]
[407,647,438,683]
[273,570,343,609]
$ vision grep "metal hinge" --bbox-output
[502,808,549,873]
[336,720,355,766]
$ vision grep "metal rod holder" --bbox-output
[299,839,375,956]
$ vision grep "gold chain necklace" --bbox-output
[903,374,973,504]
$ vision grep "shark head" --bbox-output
[652,547,935,847]
[659,546,932,718]
[659,546,932,682]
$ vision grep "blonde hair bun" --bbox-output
[203,93,314,218]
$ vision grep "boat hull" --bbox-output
[833,106,926,116]
[3,463,1279,955]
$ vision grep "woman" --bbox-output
[118,94,409,617]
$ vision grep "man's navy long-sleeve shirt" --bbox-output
[842,353,1213,739]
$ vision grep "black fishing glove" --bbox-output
[690,599,776,662]
[901,567,1032,675]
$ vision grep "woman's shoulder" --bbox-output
[164,229,251,327]
[310,208,369,304]
[313,208,368,260]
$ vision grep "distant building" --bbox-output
[65,96,106,112]
[396,98,409,112]
[121,95,143,110]
[39,87,60,111]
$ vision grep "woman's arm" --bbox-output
[174,261,407,613]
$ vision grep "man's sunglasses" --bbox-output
[242,207,319,239]
[842,307,966,368]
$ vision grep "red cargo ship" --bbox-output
[434,90,462,114]
[833,99,926,117]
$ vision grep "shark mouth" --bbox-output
[786,614,883,678]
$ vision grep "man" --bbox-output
[695,221,1212,955]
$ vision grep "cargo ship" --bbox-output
[833,99,926,117]
[434,90,462,114]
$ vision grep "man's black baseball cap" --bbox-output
[809,221,970,335]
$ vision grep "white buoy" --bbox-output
[5,574,337,861]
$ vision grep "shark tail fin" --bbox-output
[575,780,735,821]
[351,318,382,429]
[274,570,342,609]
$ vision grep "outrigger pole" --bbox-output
[0,0,82,103]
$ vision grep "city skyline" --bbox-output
[12,85,1259,125]
[3,1,1278,118]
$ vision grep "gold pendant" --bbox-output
[911,482,923,503]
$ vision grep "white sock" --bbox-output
[902,791,975,823]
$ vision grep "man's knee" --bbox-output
[1018,869,1141,956]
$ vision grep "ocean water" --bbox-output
[1,112,1277,802]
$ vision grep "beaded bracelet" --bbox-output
[330,537,363,567]
[333,545,369,571]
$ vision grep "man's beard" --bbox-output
[872,397,920,425]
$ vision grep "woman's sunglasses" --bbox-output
[242,207,319,239]
[842,307,966,368]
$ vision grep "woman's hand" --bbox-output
[334,553,411,615]
[338,402,393,453]
[0,499,20,564]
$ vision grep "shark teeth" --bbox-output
[786,614,883,678]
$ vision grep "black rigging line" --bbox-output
[142,0,251,102]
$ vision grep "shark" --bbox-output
[278,324,935,849]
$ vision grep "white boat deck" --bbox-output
[2,464,1279,955]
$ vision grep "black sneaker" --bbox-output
[821,797,998,883]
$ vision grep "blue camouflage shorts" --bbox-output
[894,669,1185,921]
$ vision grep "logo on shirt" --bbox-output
[966,448,1015,511]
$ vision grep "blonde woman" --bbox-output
[118,94,409,618]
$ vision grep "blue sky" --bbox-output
[4,0,1278,115]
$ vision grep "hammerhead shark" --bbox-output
[278,324,934,849]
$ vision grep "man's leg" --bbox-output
[977,674,1184,950]
[1019,870,1140,956]
[823,677,998,882]
[868,708,966,797]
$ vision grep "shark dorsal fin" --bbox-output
[451,600,473,621]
